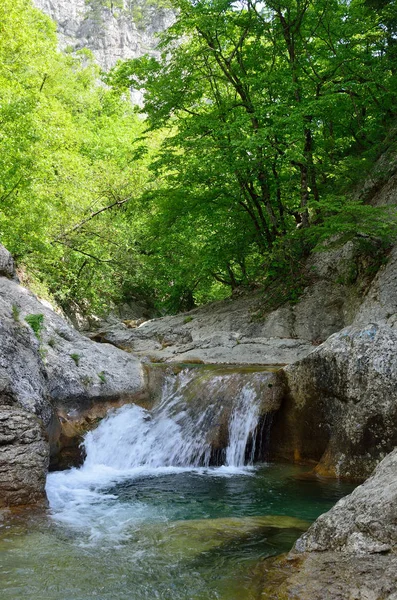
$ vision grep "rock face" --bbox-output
[0,244,145,503]
[271,323,397,479]
[296,449,397,554]
[0,244,18,281]
[90,237,386,367]
[353,244,397,329]
[0,277,145,414]
[32,0,175,73]
[0,408,49,507]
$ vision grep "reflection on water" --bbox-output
[0,465,354,600]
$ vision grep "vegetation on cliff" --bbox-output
[1,0,396,315]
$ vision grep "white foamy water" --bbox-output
[46,368,269,540]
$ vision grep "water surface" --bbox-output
[0,464,354,600]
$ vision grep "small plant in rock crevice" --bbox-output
[81,375,93,387]
[25,313,44,340]
[70,353,81,366]
[98,371,106,384]
[11,304,20,322]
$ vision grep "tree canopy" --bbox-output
[1,0,396,316]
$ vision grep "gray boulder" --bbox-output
[259,449,397,599]
[296,448,397,554]
[271,323,397,479]
[0,277,145,415]
[0,408,49,507]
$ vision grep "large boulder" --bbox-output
[261,449,397,599]
[0,277,145,415]
[270,324,397,479]
[296,448,397,554]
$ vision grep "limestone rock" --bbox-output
[261,552,397,600]
[295,448,397,554]
[0,277,145,415]
[0,270,146,502]
[33,0,175,72]
[0,408,49,507]
[271,324,397,479]
[91,238,384,365]
[0,244,17,280]
[261,450,397,598]
[354,245,397,328]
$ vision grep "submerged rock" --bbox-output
[261,552,397,599]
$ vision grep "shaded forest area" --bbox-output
[1,0,396,316]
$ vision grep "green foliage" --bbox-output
[183,316,193,324]
[2,0,397,319]
[107,0,397,310]
[11,304,20,322]
[70,353,81,366]
[98,371,107,383]
[25,314,44,339]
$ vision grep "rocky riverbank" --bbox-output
[0,244,146,504]
[261,449,397,599]
[1,234,396,597]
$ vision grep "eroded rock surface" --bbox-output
[271,324,397,479]
[296,449,397,554]
[262,552,397,600]
[0,277,145,415]
[0,244,146,502]
[0,408,49,507]
[91,238,384,365]
[262,450,397,599]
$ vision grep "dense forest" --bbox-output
[1,0,396,316]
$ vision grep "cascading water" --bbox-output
[4,366,355,600]
[83,368,265,471]
[45,365,281,545]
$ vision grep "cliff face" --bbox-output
[32,0,174,71]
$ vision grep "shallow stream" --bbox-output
[1,368,355,599]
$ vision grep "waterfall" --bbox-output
[46,366,275,537]
[83,367,270,470]
[225,386,260,467]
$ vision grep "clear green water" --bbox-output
[0,464,354,600]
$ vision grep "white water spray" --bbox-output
[46,367,273,538]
